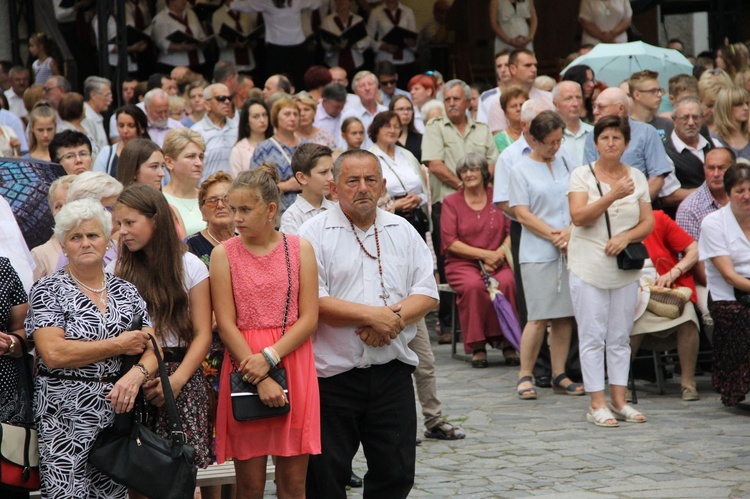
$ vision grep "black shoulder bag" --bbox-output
[588,163,649,270]
[229,234,292,421]
[89,333,197,499]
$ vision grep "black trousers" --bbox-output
[306,360,417,499]
[265,42,311,94]
[431,202,453,328]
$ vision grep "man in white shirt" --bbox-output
[553,81,592,167]
[483,49,553,134]
[313,83,347,139]
[300,149,438,499]
[191,83,238,182]
[83,76,113,151]
[337,71,387,149]
[4,67,29,120]
[329,66,361,108]
[144,89,185,148]
[476,50,512,125]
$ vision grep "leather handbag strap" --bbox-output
[588,162,612,240]
[7,332,34,424]
[147,333,185,443]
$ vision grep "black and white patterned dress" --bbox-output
[0,257,28,424]
[24,269,152,499]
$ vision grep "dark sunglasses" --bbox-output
[212,95,232,103]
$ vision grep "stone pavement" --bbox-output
[263,317,750,498]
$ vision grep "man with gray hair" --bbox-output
[422,79,498,342]
[191,83,237,181]
[144,88,185,148]
[43,75,71,110]
[4,66,29,119]
[300,149,438,499]
[83,76,113,150]
[553,80,593,165]
[337,71,387,149]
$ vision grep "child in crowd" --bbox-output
[340,116,365,150]
[280,143,336,234]
[29,33,60,85]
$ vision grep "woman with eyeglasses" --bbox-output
[185,172,235,263]
[712,86,750,160]
[509,110,580,399]
[389,94,422,162]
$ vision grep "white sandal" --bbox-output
[609,404,647,423]
[586,407,619,427]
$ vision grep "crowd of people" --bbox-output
[2,1,750,498]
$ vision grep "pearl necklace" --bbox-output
[345,214,389,306]
[206,228,222,245]
[68,268,107,306]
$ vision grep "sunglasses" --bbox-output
[212,95,232,103]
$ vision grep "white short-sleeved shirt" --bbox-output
[699,205,750,301]
[567,164,650,289]
[107,252,208,346]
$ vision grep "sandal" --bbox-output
[552,373,585,396]
[516,376,537,400]
[472,349,488,369]
[502,347,520,366]
[424,420,466,440]
[586,407,619,427]
[609,404,647,423]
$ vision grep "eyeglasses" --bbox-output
[203,195,229,207]
[102,205,115,213]
[42,85,60,93]
[637,88,664,96]
[541,137,565,147]
[393,107,413,113]
[675,113,702,123]
[384,123,402,131]
[59,151,92,162]
[380,79,397,86]
[95,91,113,99]
[212,95,232,103]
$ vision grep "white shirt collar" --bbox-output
[671,129,709,153]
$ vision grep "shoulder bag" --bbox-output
[89,333,197,499]
[230,234,292,421]
[588,163,649,270]
[0,332,40,492]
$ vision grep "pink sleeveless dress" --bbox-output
[214,234,320,461]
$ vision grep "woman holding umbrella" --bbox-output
[509,111,582,399]
[441,152,517,368]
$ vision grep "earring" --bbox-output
[63,253,68,257]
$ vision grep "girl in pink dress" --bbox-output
[211,164,320,498]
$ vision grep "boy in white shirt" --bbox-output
[280,143,336,234]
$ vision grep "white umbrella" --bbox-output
[560,41,693,88]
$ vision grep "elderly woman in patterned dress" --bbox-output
[25,199,156,498]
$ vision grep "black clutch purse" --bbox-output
[616,242,649,270]
[89,333,197,499]
[230,368,290,421]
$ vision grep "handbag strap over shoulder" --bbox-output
[588,162,613,240]
[147,333,186,443]
[269,137,293,166]
[7,332,34,424]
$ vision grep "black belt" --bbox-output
[38,369,120,383]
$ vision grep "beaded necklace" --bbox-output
[68,267,107,306]
[345,214,389,306]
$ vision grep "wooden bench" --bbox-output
[30,462,275,498]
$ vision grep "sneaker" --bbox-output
[424,420,466,440]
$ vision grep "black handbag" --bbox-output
[89,334,197,499]
[0,333,40,492]
[230,234,293,422]
[588,163,649,270]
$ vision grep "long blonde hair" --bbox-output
[28,101,58,152]
[713,87,750,141]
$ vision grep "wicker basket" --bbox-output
[645,282,692,319]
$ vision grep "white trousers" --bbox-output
[569,273,638,392]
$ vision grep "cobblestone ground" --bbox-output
[262,313,750,498]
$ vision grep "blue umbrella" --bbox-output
[0,158,65,249]
[479,261,521,352]
[560,41,693,88]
